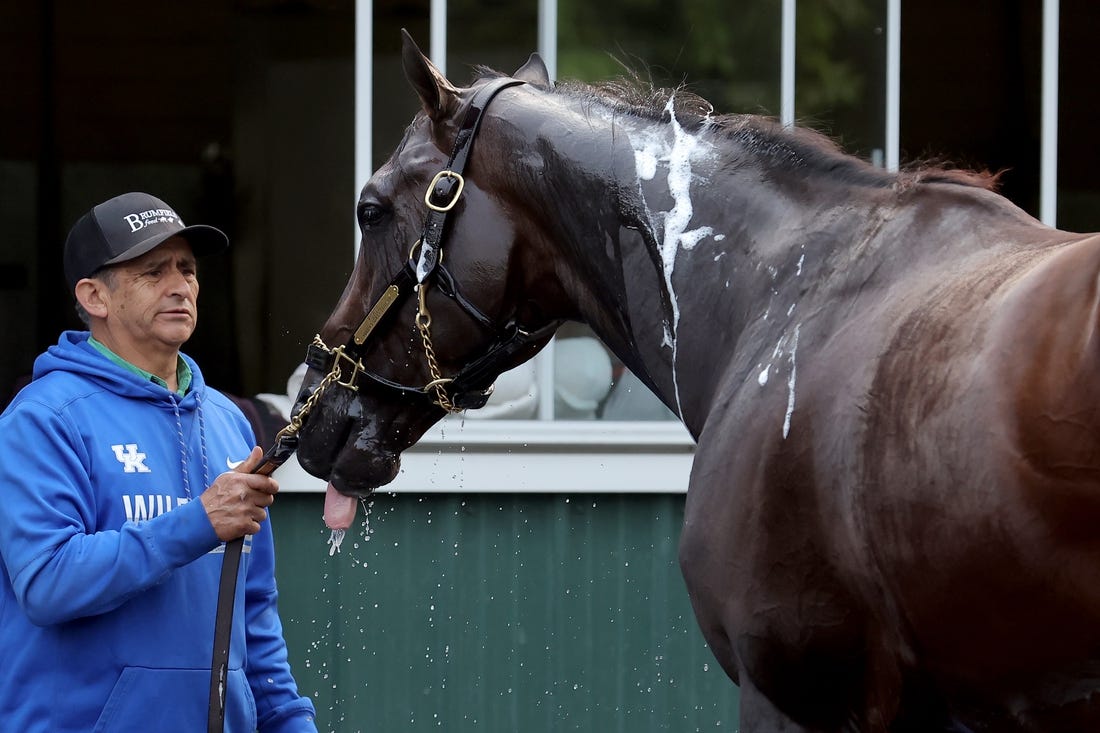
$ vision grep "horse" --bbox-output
[291,30,1100,732]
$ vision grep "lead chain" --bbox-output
[272,336,357,445]
[415,284,460,413]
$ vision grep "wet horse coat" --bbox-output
[295,32,1100,731]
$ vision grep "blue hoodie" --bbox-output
[0,332,316,732]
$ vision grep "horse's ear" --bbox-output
[400,28,459,121]
[513,53,553,90]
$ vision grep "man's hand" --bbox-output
[200,446,279,541]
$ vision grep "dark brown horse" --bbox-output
[293,30,1100,732]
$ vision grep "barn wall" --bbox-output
[271,492,740,732]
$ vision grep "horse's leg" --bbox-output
[681,419,901,733]
[735,632,974,733]
[682,504,883,732]
[688,616,837,733]
[737,653,977,733]
[736,660,823,733]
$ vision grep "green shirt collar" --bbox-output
[88,336,192,396]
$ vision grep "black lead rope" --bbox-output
[207,433,299,733]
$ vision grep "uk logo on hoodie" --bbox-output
[112,443,151,473]
[111,442,188,521]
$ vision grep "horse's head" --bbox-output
[293,31,563,496]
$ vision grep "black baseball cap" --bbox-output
[63,192,229,289]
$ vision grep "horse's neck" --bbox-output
[528,111,832,428]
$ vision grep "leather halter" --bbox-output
[307,76,558,411]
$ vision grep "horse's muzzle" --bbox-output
[330,445,401,497]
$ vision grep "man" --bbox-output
[0,192,317,731]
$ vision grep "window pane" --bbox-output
[795,0,887,163]
[447,0,539,80]
[558,0,781,115]
[458,328,677,422]
[1057,0,1100,232]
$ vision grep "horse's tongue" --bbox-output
[323,482,358,530]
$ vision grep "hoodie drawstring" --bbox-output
[172,394,211,500]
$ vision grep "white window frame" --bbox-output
[276,420,694,493]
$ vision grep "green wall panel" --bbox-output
[271,493,740,732]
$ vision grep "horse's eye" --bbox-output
[357,202,388,229]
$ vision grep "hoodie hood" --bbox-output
[34,331,207,405]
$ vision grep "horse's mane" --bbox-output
[474,67,997,192]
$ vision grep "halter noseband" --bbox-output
[307,76,558,412]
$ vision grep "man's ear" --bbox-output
[74,278,109,319]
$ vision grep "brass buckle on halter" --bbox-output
[329,346,367,390]
[408,238,444,265]
[424,170,465,212]
[308,336,366,392]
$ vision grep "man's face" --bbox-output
[99,236,200,353]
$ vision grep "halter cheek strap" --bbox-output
[415,77,526,282]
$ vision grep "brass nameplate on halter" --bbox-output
[354,285,401,345]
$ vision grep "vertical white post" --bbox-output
[538,0,558,80]
[885,0,900,171]
[1040,0,1059,226]
[354,0,373,257]
[431,0,447,77]
[780,0,796,126]
[536,0,558,418]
